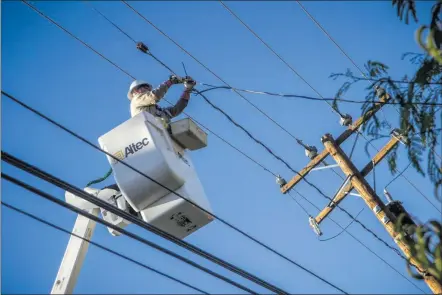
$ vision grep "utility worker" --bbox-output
[127,75,196,124]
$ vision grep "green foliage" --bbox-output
[392,0,418,24]
[395,215,442,281]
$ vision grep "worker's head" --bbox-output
[127,80,152,100]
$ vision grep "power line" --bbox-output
[295,1,366,78]
[295,1,440,87]
[343,76,442,86]
[385,162,412,189]
[194,90,303,175]
[360,132,442,214]
[319,207,365,243]
[84,1,137,44]
[1,92,348,294]
[1,201,209,295]
[0,171,266,295]
[287,191,312,217]
[21,1,135,80]
[218,1,344,118]
[120,0,310,146]
[198,84,442,106]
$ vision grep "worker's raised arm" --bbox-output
[151,75,182,102]
[164,77,196,118]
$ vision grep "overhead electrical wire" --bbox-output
[361,132,442,213]
[197,84,442,106]
[21,1,135,80]
[218,1,343,118]
[1,201,209,295]
[385,162,412,189]
[16,1,427,292]
[318,208,365,243]
[295,1,440,86]
[0,169,270,295]
[295,1,442,209]
[1,91,348,294]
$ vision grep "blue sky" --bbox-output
[2,1,441,294]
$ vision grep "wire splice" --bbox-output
[136,42,149,53]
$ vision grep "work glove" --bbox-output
[169,75,184,84]
[184,76,196,91]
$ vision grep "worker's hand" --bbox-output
[184,76,196,91]
[169,75,184,84]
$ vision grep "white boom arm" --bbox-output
[51,208,99,294]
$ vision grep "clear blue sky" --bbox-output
[2,1,441,294]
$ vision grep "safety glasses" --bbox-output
[134,84,152,94]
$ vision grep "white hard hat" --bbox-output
[127,80,151,100]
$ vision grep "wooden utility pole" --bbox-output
[315,135,400,225]
[322,133,442,294]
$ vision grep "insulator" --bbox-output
[276,175,287,187]
[339,114,352,126]
[383,188,394,204]
[305,146,318,159]
[309,216,322,236]
[391,128,409,145]
[375,86,386,98]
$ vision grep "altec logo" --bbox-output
[111,137,149,164]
